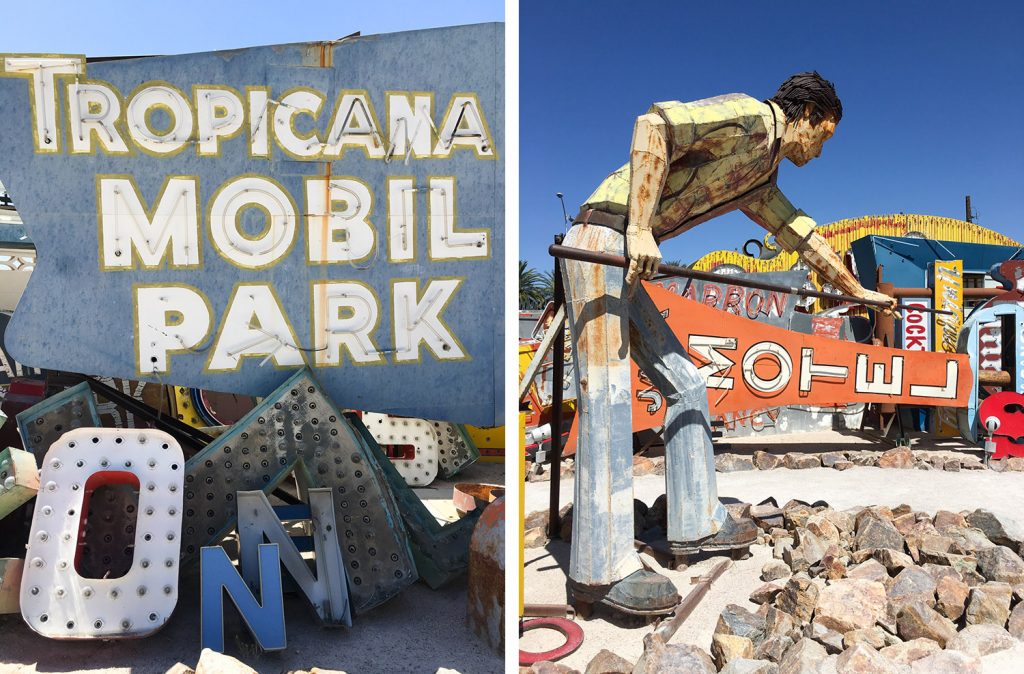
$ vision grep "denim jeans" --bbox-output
[561,223,727,585]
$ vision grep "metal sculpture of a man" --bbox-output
[561,72,897,615]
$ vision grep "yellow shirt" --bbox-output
[583,94,810,247]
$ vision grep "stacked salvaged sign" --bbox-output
[0,368,484,648]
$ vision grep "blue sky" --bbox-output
[520,0,1024,270]
[0,1,503,54]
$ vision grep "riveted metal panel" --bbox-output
[435,420,480,479]
[181,368,416,614]
[16,382,100,463]
[348,414,478,588]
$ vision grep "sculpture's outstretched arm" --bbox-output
[741,186,897,313]
[625,113,669,295]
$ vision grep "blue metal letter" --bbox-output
[200,544,286,652]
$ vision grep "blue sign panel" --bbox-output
[0,24,504,426]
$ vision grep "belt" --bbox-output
[572,208,626,233]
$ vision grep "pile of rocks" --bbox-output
[522,503,1024,674]
[707,502,1024,673]
[713,446,1005,473]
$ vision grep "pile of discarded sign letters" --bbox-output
[0,367,493,652]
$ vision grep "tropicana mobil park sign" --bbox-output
[0,24,504,426]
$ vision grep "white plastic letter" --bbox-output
[798,348,849,392]
[207,284,303,371]
[20,428,183,638]
[99,177,200,268]
[909,360,958,399]
[68,81,128,154]
[1,56,84,153]
[393,279,465,362]
[434,94,495,158]
[688,335,737,390]
[209,176,296,269]
[323,91,384,159]
[196,87,244,156]
[428,177,488,259]
[126,84,193,155]
[741,341,793,394]
[387,93,433,159]
[387,177,416,262]
[312,281,383,366]
[135,285,211,374]
[855,354,904,395]
[273,89,324,158]
[305,178,375,263]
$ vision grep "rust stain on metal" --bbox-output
[453,482,504,515]
[467,496,504,654]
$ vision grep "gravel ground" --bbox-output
[521,431,1024,672]
[0,461,504,674]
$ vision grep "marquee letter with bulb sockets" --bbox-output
[20,428,184,639]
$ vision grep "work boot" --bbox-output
[568,568,680,616]
[668,513,757,556]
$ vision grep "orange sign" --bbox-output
[567,282,972,449]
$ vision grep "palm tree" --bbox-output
[520,261,551,309]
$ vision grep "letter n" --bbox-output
[200,543,286,652]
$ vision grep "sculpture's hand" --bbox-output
[855,288,901,319]
[625,225,661,298]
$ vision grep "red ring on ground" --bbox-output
[519,617,585,665]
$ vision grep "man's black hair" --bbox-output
[771,72,842,125]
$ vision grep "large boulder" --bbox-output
[716,453,755,472]
[195,650,258,674]
[1008,601,1024,639]
[711,634,755,669]
[805,515,841,544]
[636,638,715,674]
[965,509,1017,548]
[975,545,1024,584]
[855,518,904,553]
[896,602,957,647]
[751,582,786,605]
[783,454,821,470]
[835,644,906,674]
[754,451,782,470]
[584,650,633,674]
[763,560,791,582]
[842,627,887,649]
[965,582,1012,626]
[716,604,767,647]
[814,579,886,633]
[946,623,1017,657]
[934,574,969,621]
[886,566,937,616]
[720,660,779,674]
[777,638,826,674]
[909,650,981,674]
[846,559,888,583]
[795,529,829,566]
[804,621,844,654]
[754,635,794,663]
[775,574,819,624]
[873,548,916,575]
[878,446,914,469]
[879,638,941,665]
